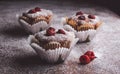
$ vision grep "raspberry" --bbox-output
[78,15,86,20]
[57,29,65,34]
[88,14,95,19]
[48,27,55,31]
[76,11,83,16]
[35,7,41,11]
[84,51,96,61]
[28,9,36,13]
[90,56,96,61]
[46,27,55,36]
[79,55,91,64]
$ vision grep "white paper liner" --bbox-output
[61,17,67,25]
[18,19,50,34]
[63,25,76,32]
[75,29,96,42]
[61,17,97,42]
[28,35,79,63]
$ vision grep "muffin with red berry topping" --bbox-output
[28,27,78,63]
[62,11,102,42]
[18,7,53,34]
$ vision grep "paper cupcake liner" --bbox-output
[18,19,50,34]
[62,17,98,42]
[63,25,97,42]
[28,35,78,63]
[61,17,67,25]
[30,43,70,63]
[63,25,76,32]
[75,29,96,42]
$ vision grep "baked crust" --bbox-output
[66,17,102,31]
[19,15,52,25]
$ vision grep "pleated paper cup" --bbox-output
[18,19,50,34]
[75,29,96,42]
[61,17,98,42]
[63,25,76,32]
[28,35,79,63]
[63,24,97,42]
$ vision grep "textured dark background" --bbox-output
[1,0,120,15]
[86,0,120,15]
[0,0,120,74]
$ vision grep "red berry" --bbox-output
[57,29,66,34]
[90,56,96,61]
[84,51,95,56]
[48,27,55,31]
[88,14,95,19]
[35,7,41,11]
[46,27,55,36]
[76,11,83,16]
[84,51,96,61]
[78,15,86,20]
[28,9,36,13]
[79,55,90,64]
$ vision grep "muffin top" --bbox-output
[35,27,75,42]
[22,7,53,18]
[64,11,101,31]
[69,11,100,25]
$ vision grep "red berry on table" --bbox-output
[28,9,36,13]
[57,29,66,34]
[90,56,96,61]
[78,15,86,20]
[84,51,96,61]
[79,55,91,64]
[35,7,41,11]
[76,11,83,16]
[46,27,55,36]
[84,51,95,56]
[88,14,95,19]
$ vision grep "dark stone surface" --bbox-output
[0,0,120,74]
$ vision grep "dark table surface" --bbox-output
[0,0,120,74]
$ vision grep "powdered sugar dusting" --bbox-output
[71,13,100,25]
[35,29,75,42]
[26,9,53,18]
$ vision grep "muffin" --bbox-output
[18,7,53,34]
[62,11,102,42]
[28,27,79,63]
